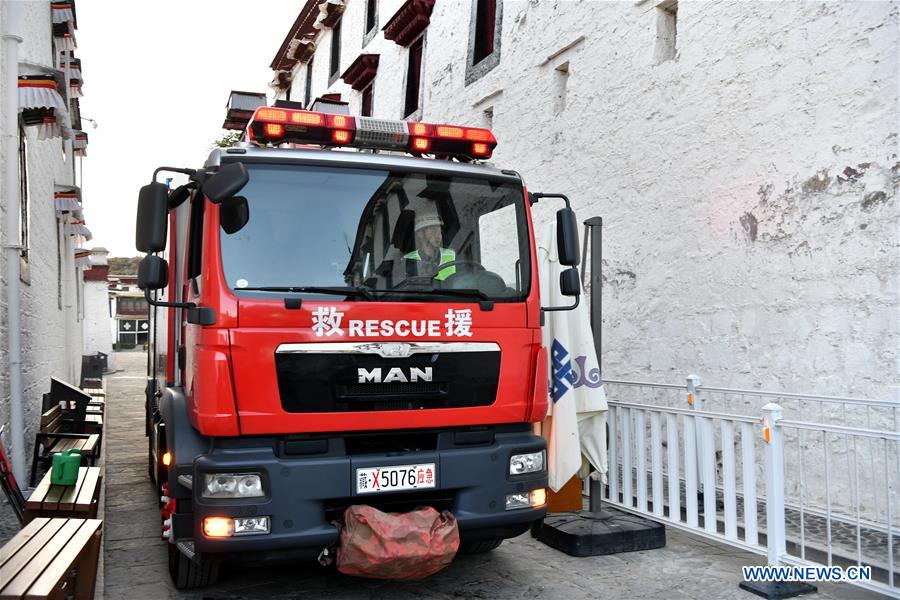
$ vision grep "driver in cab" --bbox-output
[404,204,456,281]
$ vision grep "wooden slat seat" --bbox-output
[30,406,101,487]
[25,467,101,522]
[0,517,102,600]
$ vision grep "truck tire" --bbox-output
[459,538,503,554]
[168,545,220,589]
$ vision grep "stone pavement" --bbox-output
[102,351,884,599]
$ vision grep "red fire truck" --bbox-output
[135,104,581,588]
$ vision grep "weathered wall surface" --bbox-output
[283,0,898,402]
[0,0,87,485]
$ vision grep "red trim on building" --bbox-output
[382,0,435,47]
[84,265,108,281]
[341,54,379,91]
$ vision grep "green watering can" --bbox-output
[50,449,81,485]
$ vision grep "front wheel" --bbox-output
[168,544,220,589]
[459,538,503,554]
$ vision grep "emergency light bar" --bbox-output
[246,106,497,160]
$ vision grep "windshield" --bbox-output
[219,163,531,302]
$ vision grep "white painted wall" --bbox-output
[280,0,899,403]
[0,0,90,484]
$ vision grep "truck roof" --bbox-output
[204,146,523,184]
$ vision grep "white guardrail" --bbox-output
[601,377,899,598]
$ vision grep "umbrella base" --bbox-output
[532,508,665,557]
[739,581,817,599]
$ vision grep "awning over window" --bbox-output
[65,220,92,240]
[53,23,77,52]
[18,75,73,140]
[73,130,88,156]
[51,1,76,27]
[54,185,82,216]
[74,248,91,268]
[269,70,292,92]
[383,0,435,47]
[314,0,345,30]
[288,37,317,64]
[59,57,82,82]
[341,54,379,91]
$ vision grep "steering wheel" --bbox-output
[438,261,507,295]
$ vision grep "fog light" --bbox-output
[505,492,530,510]
[203,517,234,538]
[530,488,547,507]
[234,516,270,535]
[202,473,264,498]
[509,451,545,475]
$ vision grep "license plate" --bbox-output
[356,463,436,494]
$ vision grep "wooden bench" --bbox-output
[0,517,102,599]
[25,467,102,523]
[29,406,100,487]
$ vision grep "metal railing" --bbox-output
[602,377,900,597]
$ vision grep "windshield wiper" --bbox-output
[239,286,376,301]
[375,288,490,302]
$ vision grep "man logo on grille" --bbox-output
[357,367,433,383]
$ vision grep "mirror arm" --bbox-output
[152,166,197,183]
[144,288,194,310]
[530,192,572,209]
[541,296,580,313]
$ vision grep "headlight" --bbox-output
[509,450,545,475]
[202,473,264,498]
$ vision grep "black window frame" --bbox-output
[465,0,502,85]
[304,57,314,108]
[17,121,28,262]
[365,0,377,36]
[404,36,424,118]
[361,83,374,117]
[329,18,342,84]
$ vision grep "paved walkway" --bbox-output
[102,351,883,599]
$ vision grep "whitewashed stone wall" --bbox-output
[0,0,87,482]
[281,0,899,403]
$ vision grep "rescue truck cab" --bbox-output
[136,106,581,588]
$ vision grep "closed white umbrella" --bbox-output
[538,222,608,491]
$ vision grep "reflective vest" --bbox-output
[404,248,456,281]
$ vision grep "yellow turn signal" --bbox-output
[203,517,234,538]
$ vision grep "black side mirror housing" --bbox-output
[168,184,192,209]
[202,162,249,203]
[136,182,169,253]
[560,267,580,297]
[138,255,168,290]
[220,196,249,234]
[556,207,579,266]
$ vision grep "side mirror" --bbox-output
[136,182,168,253]
[220,196,249,234]
[202,162,249,203]
[556,207,579,266]
[560,267,580,297]
[138,255,168,290]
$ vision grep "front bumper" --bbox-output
[181,426,547,558]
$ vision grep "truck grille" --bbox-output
[274,346,500,413]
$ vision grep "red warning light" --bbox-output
[435,126,464,139]
[412,137,431,152]
[332,129,351,144]
[264,123,285,137]
[471,142,489,156]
